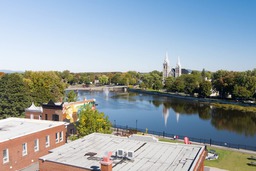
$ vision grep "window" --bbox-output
[22,143,27,156]
[59,131,63,142]
[3,149,9,163]
[52,114,59,121]
[45,114,48,120]
[55,132,59,143]
[34,139,39,152]
[45,135,50,147]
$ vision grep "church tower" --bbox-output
[162,52,170,84]
[175,56,181,77]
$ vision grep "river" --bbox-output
[77,90,256,149]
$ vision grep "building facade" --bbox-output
[0,118,67,171]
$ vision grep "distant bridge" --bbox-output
[65,85,128,92]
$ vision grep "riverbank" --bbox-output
[128,88,256,112]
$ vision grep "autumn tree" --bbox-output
[75,107,112,137]
[23,71,67,104]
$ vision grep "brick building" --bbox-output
[39,133,206,171]
[25,99,96,135]
[25,99,96,123]
[0,118,67,171]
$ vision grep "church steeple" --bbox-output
[162,52,170,84]
[164,52,169,65]
[175,56,181,77]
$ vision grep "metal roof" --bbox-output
[40,133,205,171]
[0,118,67,142]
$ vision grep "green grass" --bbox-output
[205,147,256,171]
[158,138,256,171]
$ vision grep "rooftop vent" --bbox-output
[127,151,134,160]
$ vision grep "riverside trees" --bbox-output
[75,106,112,137]
[0,71,67,118]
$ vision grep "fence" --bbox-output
[112,124,256,152]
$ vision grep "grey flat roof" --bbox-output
[40,133,205,171]
[0,118,67,143]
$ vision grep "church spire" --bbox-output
[175,56,182,77]
[164,51,169,65]
[162,52,170,84]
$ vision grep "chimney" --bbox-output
[100,152,112,171]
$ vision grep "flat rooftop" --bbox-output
[0,118,67,142]
[40,133,205,171]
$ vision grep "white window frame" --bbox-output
[3,149,9,164]
[59,131,63,142]
[55,132,59,143]
[22,143,27,156]
[45,135,50,147]
[34,139,39,152]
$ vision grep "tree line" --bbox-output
[62,68,256,100]
[0,68,255,118]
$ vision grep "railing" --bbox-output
[112,124,256,152]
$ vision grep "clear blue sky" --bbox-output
[0,0,255,73]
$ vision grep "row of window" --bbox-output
[3,131,63,164]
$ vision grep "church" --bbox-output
[162,52,191,83]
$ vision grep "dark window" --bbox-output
[52,114,59,121]
[45,114,48,120]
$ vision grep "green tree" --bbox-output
[198,81,212,97]
[75,107,112,137]
[183,74,200,95]
[24,71,67,104]
[66,90,77,102]
[233,85,251,100]
[0,73,31,118]
[170,77,185,92]
[99,75,109,85]
[164,76,175,91]
[111,73,122,85]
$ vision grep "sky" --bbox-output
[0,0,255,73]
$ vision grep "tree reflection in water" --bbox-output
[150,96,256,137]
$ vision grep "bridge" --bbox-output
[65,85,128,92]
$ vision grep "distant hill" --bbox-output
[0,70,24,73]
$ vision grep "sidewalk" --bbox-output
[204,166,229,171]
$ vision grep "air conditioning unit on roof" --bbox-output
[117,149,125,158]
[127,151,134,160]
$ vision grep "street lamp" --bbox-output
[136,119,138,131]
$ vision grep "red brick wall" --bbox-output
[193,148,207,171]
[39,160,91,171]
[25,111,42,120]
[42,108,63,121]
[0,125,66,171]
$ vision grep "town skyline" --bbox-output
[1,0,255,73]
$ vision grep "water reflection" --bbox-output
[76,91,256,146]
[162,105,169,126]
[148,96,256,137]
[211,109,256,137]
[176,112,180,123]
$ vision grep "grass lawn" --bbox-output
[205,147,256,171]
[158,138,256,171]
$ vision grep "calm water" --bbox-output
[77,90,256,147]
